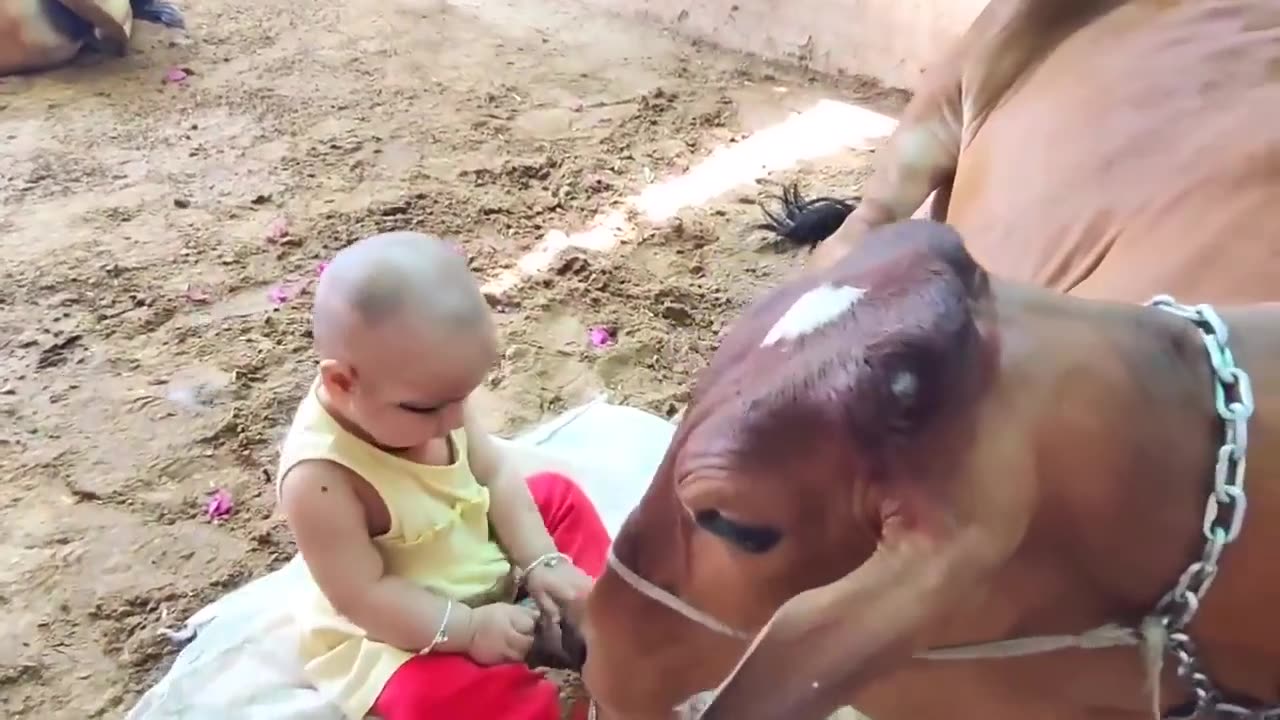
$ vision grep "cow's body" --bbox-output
[943,0,1280,302]
[788,0,1280,305]
[580,2,1280,719]
[1,0,183,76]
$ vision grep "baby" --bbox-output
[278,231,609,720]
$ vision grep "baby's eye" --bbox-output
[398,403,441,415]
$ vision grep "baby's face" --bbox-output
[332,324,498,450]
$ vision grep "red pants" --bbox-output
[371,472,609,720]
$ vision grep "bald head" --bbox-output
[313,231,490,360]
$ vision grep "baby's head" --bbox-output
[312,231,496,450]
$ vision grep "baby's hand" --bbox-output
[525,561,592,626]
[466,602,539,665]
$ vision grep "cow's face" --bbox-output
[583,220,999,719]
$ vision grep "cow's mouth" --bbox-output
[524,612,588,672]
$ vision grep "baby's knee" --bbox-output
[526,471,585,501]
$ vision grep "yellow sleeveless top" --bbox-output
[277,381,513,719]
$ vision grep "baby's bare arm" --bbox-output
[279,460,475,653]
[465,405,558,570]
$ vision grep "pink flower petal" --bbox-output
[164,67,189,83]
[588,326,615,348]
[182,284,211,303]
[205,488,234,523]
[268,284,297,306]
[265,217,289,242]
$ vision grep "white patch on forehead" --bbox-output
[761,283,866,347]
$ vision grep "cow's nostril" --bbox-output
[561,618,587,671]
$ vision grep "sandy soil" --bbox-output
[0,0,904,716]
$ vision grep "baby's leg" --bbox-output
[373,653,585,720]
[525,471,610,578]
[373,473,607,720]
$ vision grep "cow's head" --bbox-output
[583,220,1030,719]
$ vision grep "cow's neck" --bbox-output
[1002,288,1280,703]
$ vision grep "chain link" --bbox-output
[1146,296,1277,720]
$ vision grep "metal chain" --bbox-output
[1160,630,1280,720]
[1145,296,1277,720]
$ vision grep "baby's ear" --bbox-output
[317,359,355,396]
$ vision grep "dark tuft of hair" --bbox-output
[755,182,859,253]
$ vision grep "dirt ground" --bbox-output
[0,0,905,716]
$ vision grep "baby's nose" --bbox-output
[440,403,466,431]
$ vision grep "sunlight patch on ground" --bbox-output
[479,98,898,298]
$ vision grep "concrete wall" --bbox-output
[580,0,989,90]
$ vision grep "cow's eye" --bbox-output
[693,509,781,553]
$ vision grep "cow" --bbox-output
[764,0,1279,305]
[577,1,1280,719]
[1,0,184,76]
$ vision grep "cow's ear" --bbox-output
[845,221,993,447]
[840,298,991,450]
[871,331,983,444]
[870,340,946,438]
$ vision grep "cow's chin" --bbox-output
[580,641,707,720]
[582,570,747,720]
[588,691,718,720]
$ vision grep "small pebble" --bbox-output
[264,217,289,242]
